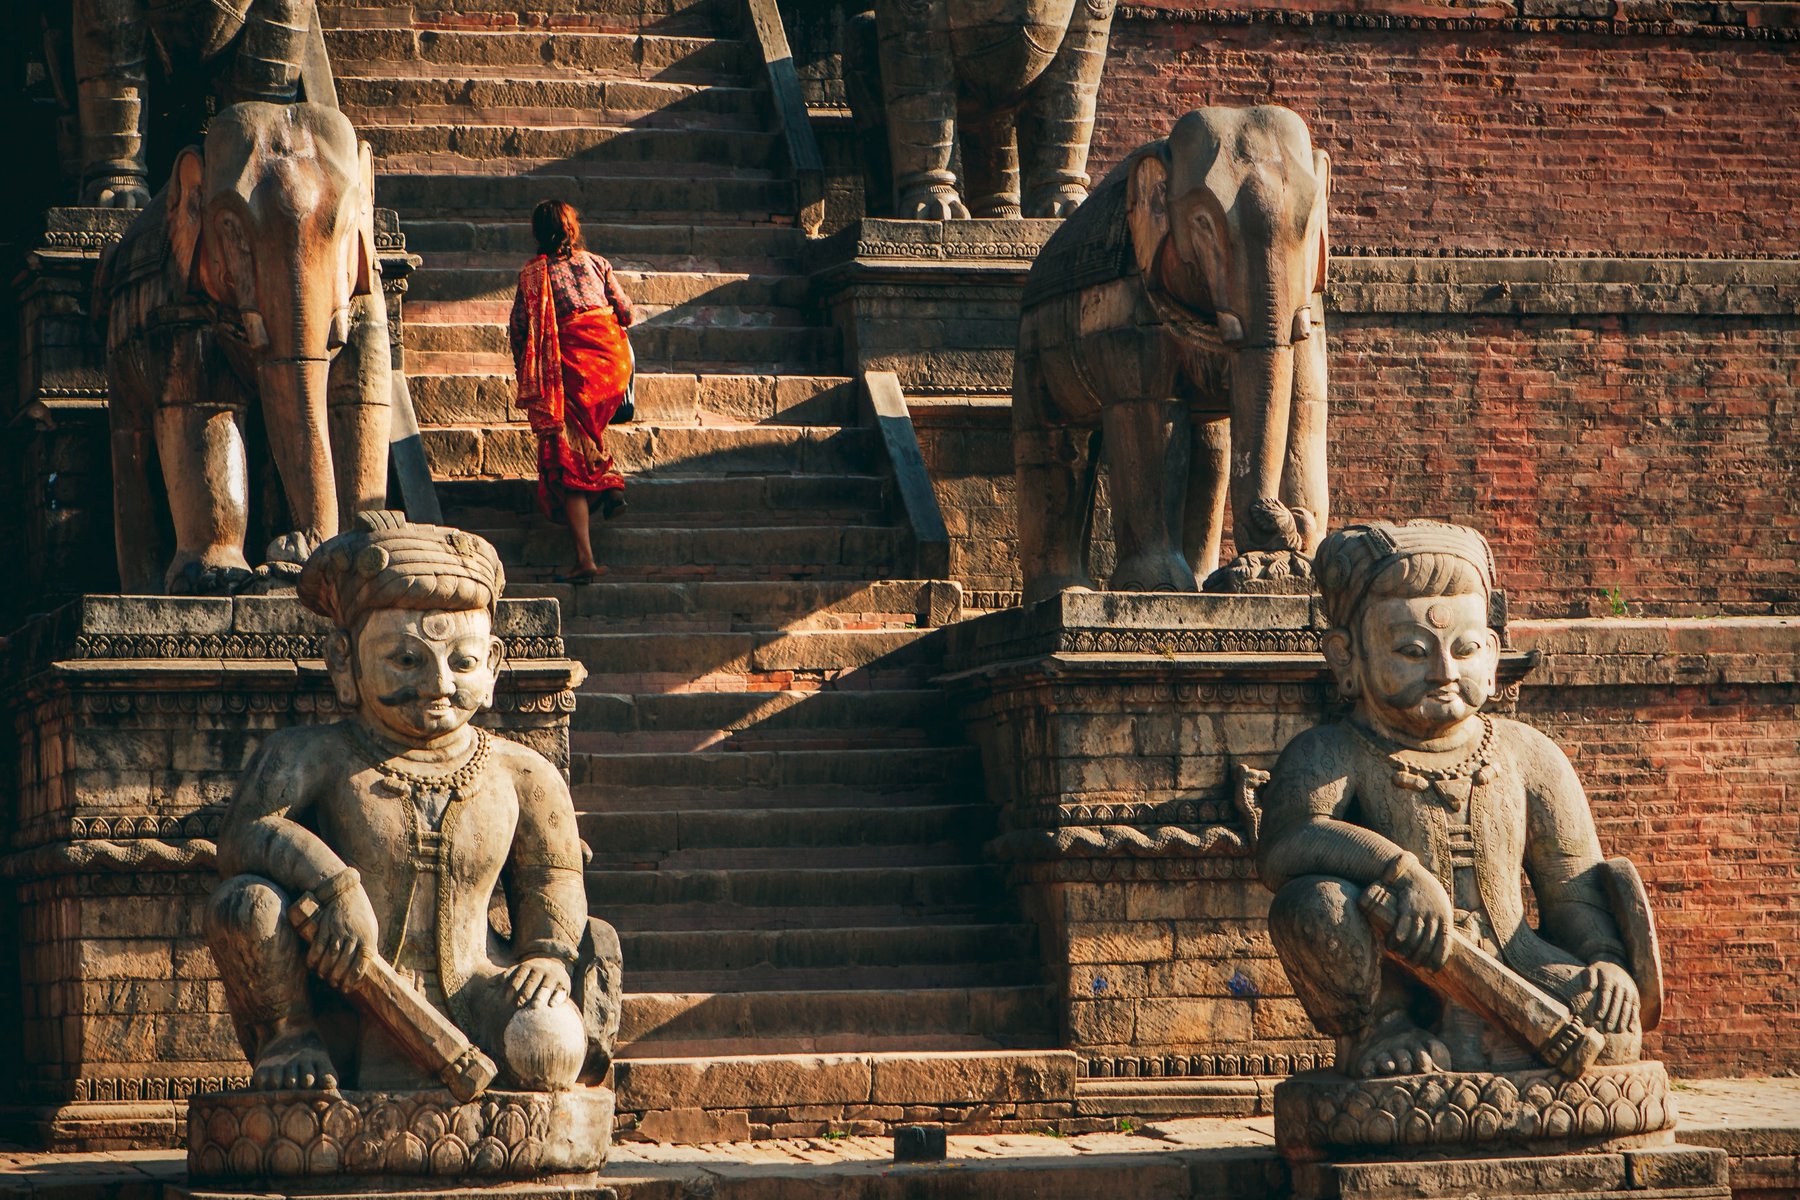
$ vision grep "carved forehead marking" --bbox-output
[1426,603,1454,630]
[421,611,459,640]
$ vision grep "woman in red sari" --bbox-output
[510,200,638,582]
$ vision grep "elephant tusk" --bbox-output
[1292,306,1314,341]
[328,308,351,350]
[240,311,271,351]
[1216,312,1245,345]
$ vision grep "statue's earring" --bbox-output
[480,636,504,710]
[1322,628,1359,701]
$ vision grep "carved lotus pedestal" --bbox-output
[186,1086,614,1181]
[0,595,584,1151]
[1277,1064,1728,1200]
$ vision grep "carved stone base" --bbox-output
[1290,1144,1729,1200]
[1275,1061,1676,1161]
[186,1087,614,1179]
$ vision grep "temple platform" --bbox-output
[1,1078,1793,1200]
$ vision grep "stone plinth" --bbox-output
[1290,1144,1729,1200]
[940,592,1535,1119]
[0,594,584,1151]
[187,1086,614,1179]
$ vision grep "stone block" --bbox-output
[1065,922,1174,965]
[614,1054,873,1112]
[1134,998,1255,1047]
[1066,1000,1136,1046]
[76,596,234,635]
[632,1107,752,1144]
[868,1051,1076,1106]
[1624,1144,1728,1190]
[1321,1153,1628,1200]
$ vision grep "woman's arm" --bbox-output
[591,254,637,328]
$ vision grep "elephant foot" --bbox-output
[1023,185,1089,218]
[1111,553,1198,595]
[969,193,1023,220]
[265,531,320,567]
[898,185,971,221]
[82,173,151,209]
[168,561,257,597]
[239,562,304,595]
[1202,550,1316,596]
[1022,575,1098,607]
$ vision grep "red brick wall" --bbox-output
[1328,315,1800,618]
[1092,13,1800,256]
[1513,620,1800,1077]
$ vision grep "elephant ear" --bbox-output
[351,140,380,298]
[1127,148,1171,283]
[167,147,207,294]
[1311,148,1331,297]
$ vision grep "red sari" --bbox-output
[513,256,632,521]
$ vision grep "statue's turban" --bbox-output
[298,511,506,631]
[1314,520,1495,630]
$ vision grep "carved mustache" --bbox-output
[376,685,483,710]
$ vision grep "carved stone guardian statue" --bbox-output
[191,512,621,1179]
[1259,521,1675,1168]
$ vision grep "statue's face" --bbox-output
[348,607,502,745]
[1353,591,1499,740]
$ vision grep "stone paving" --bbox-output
[1,1078,1794,1198]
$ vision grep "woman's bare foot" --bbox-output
[563,564,608,584]
[251,1025,339,1091]
[1341,1014,1453,1077]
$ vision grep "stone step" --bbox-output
[421,423,879,481]
[502,579,948,629]
[380,173,796,221]
[585,863,1007,909]
[616,1001,1057,1057]
[406,317,836,370]
[615,923,1036,976]
[407,271,810,311]
[319,0,736,36]
[625,960,1038,994]
[403,312,820,358]
[324,29,751,82]
[581,803,992,862]
[576,784,972,820]
[570,689,947,734]
[446,475,884,533]
[410,373,854,428]
[563,628,937,677]
[573,746,977,792]
[490,526,904,574]
[362,123,781,170]
[338,76,761,125]
[594,841,982,874]
[402,220,805,261]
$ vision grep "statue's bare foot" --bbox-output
[1342,1017,1452,1078]
[251,1027,339,1092]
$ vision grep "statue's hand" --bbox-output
[506,957,572,1008]
[1580,960,1641,1033]
[1388,862,1454,970]
[308,884,380,990]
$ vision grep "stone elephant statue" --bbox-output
[1013,106,1331,603]
[97,101,392,595]
[73,0,322,207]
[853,0,1116,219]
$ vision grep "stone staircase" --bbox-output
[319,0,1060,1136]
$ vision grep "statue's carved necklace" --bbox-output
[1348,715,1498,810]
[351,725,491,812]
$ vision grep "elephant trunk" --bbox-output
[257,356,340,558]
[1228,344,1308,554]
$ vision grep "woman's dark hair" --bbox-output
[532,200,585,258]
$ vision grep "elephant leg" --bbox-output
[873,3,968,219]
[111,387,164,593]
[259,357,339,565]
[72,0,150,208]
[154,358,254,595]
[326,297,394,522]
[1183,415,1229,582]
[1017,0,1114,218]
[1014,353,1095,605]
[1282,312,1330,556]
[959,103,1021,219]
[226,0,308,104]
[1102,396,1196,594]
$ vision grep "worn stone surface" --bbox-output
[198,515,617,1175]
